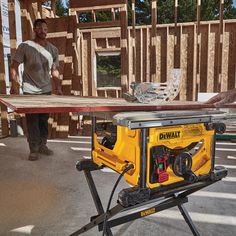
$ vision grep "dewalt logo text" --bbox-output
[159,131,181,140]
[141,208,156,217]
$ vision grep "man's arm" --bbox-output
[51,64,63,95]
[205,89,236,106]
[10,61,21,94]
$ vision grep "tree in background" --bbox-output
[43,0,68,16]
[55,0,68,16]
[67,0,236,25]
[134,0,236,25]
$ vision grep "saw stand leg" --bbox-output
[84,169,113,236]
[178,203,200,236]
[72,159,113,236]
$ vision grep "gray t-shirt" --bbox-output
[13,40,59,94]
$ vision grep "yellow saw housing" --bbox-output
[92,123,214,189]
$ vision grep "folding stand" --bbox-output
[69,159,227,236]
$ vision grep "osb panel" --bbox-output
[207,24,216,92]
[226,23,236,90]
[221,25,230,91]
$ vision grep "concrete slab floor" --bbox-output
[0,136,236,236]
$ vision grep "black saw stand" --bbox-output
[69,110,230,236]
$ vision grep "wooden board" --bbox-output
[0,95,232,114]
[70,0,127,9]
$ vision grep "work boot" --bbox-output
[28,152,40,161]
[39,145,54,156]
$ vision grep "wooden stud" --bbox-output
[111,8,116,21]
[174,0,178,68]
[120,2,128,92]
[151,0,157,81]
[217,0,224,91]
[51,0,56,18]
[196,0,201,95]
[92,10,96,22]
[221,21,228,91]
[132,0,136,84]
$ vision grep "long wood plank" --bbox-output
[0,95,231,114]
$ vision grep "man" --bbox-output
[10,19,62,161]
[205,89,236,106]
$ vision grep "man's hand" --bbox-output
[205,89,236,107]
[10,61,21,94]
[10,81,20,94]
[51,65,63,95]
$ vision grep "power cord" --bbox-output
[102,163,134,236]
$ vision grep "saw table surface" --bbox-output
[0,95,235,113]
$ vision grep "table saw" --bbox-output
[0,95,235,236]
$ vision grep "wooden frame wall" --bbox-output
[70,0,128,96]
[78,19,236,101]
